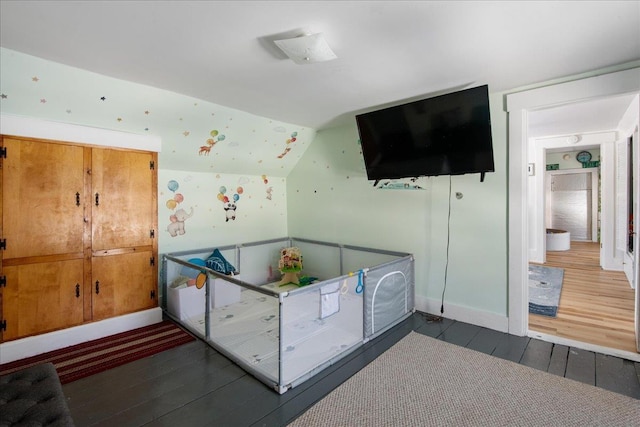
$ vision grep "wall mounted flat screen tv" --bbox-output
[355,85,494,183]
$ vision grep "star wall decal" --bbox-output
[32,76,39,82]
[1,94,7,99]
[40,98,46,103]
[183,131,190,136]
[144,110,150,115]
[66,109,72,113]
[117,117,122,122]
[100,96,106,101]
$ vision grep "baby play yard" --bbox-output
[162,237,415,394]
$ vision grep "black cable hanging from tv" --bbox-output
[440,175,453,316]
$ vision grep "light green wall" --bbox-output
[287,92,508,317]
[546,149,600,170]
[159,170,287,253]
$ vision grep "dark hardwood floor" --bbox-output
[62,312,640,426]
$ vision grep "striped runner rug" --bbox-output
[0,320,195,384]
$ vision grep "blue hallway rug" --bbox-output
[528,265,564,317]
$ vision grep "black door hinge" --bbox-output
[150,160,155,170]
[0,239,6,250]
[150,290,156,299]
[0,320,6,332]
[0,276,6,287]
[150,229,155,238]
[150,256,155,266]
[0,147,6,158]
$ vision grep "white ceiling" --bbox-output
[528,93,638,139]
[1,1,639,134]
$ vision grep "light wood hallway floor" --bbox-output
[529,241,637,354]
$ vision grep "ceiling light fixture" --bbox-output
[274,33,337,65]
[565,135,580,144]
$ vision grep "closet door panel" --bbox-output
[91,251,156,321]
[91,149,154,251]
[2,138,84,259]
[3,260,84,340]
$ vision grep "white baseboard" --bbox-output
[0,308,163,364]
[415,295,509,333]
[528,330,640,362]
[414,295,640,362]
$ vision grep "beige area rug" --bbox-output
[289,332,640,427]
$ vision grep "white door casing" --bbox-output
[623,126,640,351]
[529,134,612,265]
[618,136,634,285]
[634,126,640,352]
[614,95,640,352]
[506,67,640,338]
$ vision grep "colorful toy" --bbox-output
[278,247,303,285]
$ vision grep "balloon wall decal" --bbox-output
[217,184,243,222]
[166,179,193,237]
[277,131,298,159]
[262,175,273,200]
[199,129,226,156]
[166,180,181,210]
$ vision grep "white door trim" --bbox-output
[506,67,640,336]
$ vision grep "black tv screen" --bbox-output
[355,85,494,181]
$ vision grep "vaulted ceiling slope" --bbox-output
[1,1,639,131]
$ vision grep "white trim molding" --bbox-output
[0,308,163,364]
[416,295,509,333]
[531,132,616,266]
[0,113,161,152]
[506,67,640,338]
[528,330,640,362]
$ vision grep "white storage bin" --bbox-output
[167,284,210,321]
[167,274,242,320]
[546,229,570,251]
[212,275,242,308]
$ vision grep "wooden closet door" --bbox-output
[91,251,156,320]
[3,260,84,340]
[91,149,155,251]
[2,138,85,259]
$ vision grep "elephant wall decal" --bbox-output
[167,207,194,237]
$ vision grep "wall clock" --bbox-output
[576,150,592,163]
